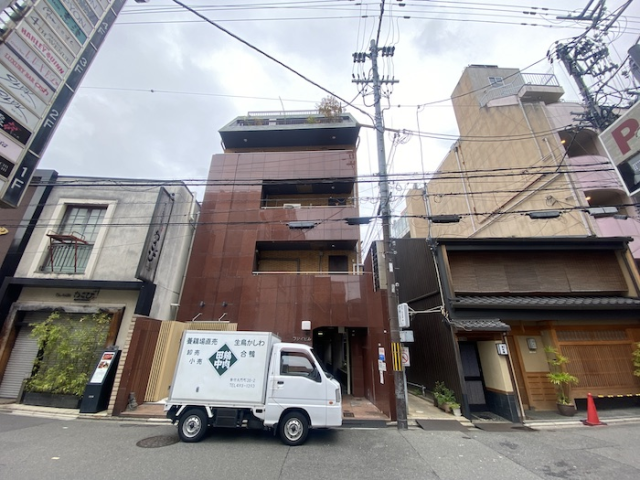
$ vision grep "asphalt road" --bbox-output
[1,413,639,480]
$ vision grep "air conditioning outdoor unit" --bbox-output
[283,203,301,209]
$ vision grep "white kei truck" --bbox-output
[164,331,342,446]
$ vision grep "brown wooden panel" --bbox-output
[447,250,626,294]
[506,336,529,409]
[524,372,557,410]
[113,318,161,415]
[562,344,639,391]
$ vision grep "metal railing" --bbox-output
[521,73,560,86]
[252,270,363,276]
[480,73,560,106]
[41,232,92,274]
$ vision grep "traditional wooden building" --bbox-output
[395,237,640,422]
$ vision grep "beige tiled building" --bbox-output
[407,65,640,259]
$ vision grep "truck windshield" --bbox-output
[311,348,334,380]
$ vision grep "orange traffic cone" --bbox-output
[582,393,606,426]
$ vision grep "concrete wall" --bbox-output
[13,177,198,321]
[477,341,513,392]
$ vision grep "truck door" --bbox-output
[267,348,328,426]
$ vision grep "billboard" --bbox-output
[0,0,126,208]
[600,101,640,197]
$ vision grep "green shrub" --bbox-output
[433,381,456,404]
[633,343,640,377]
[25,312,111,396]
[545,346,578,405]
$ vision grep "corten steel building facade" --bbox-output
[177,111,395,418]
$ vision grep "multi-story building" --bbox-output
[177,110,396,417]
[0,174,199,403]
[406,65,640,261]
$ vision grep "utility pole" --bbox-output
[353,40,407,429]
[553,0,634,130]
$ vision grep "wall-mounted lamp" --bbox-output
[199,301,205,308]
[527,338,537,351]
[301,320,311,331]
[222,301,228,307]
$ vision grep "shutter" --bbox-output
[0,312,52,399]
[0,326,39,399]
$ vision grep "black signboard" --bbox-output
[79,349,121,413]
[0,155,15,179]
[27,83,73,156]
[0,107,31,145]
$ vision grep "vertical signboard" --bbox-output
[0,0,127,208]
[136,187,175,282]
[600,101,640,197]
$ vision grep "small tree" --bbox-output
[317,96,343,122]
[545,346,579,405]
[26,311,111,396]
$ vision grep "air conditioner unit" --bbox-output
[283,203,301,209]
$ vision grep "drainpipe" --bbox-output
[453,143,477,234]
[175,189,200,320]
[503,332,525,424]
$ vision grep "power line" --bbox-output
[169,0,374,123]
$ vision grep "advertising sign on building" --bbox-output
[0,0,127,208]
[600,101,640,197]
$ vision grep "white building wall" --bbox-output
[14,176,199,320]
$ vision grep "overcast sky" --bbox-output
[36,0,640,237]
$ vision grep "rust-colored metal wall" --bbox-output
[178,149,394,417]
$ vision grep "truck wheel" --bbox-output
[279,412,309,446]
[178,408,208,443]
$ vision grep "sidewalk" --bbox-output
[0,393,470,427]
[2,394,638,429]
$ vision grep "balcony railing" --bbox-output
[480,73,561,106]
[41,232,91,274]
[521,73,560,87]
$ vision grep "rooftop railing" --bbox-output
[480,73,560,106]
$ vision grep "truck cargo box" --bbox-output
[167,331,280,406]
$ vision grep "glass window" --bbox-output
[60,206,106,243]
[280,351,317,379]
[488,76,504,87]
[41,206,107,274]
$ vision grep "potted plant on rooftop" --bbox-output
[545,345,579,416]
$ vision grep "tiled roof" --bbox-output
[448,318,510,332]
[451,296,640,309]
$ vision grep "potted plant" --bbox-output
[449,402,462,417]
[432,381,446,407]
[545,346,579,416]
[433,381,457,413]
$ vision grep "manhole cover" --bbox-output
[136,435,179,448]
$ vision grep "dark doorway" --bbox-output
[328,255,348,273]
[459,342,487,411]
